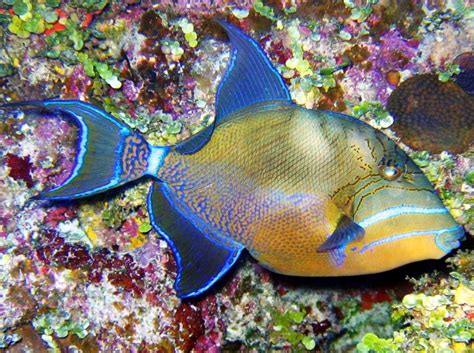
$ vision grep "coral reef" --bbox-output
[0,0,473,352]
[357,250,474,353]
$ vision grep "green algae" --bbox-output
[466,170,474,185]
[253,0,277,22]
[332,298,395,352]
[0,62,14,77]
[138,222,152,234]
[270,306,317,351]
[46,0,60,7]
[101,201,129,230]
[422,8,465,32]
[438,63,462,83]
[70,0,108,11]
[33,309,90,352]
[351,101,389,121]
[160,39,185,62]
[349,101,393,128]
[410,151,472,225]
[6,0,58,38]
[356,332,400,353]
[344,0,378,23]
[4,0,123,89]
[176,18,198,48]
[12,0,31,17]
[33,310,89,339]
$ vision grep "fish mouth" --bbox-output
[435,225,466,252]
[356,206,465,254]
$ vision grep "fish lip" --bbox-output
[434,225,466,253]
[358,225,464,254]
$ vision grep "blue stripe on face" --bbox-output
[358,225,464,254]
[358,206,449,228]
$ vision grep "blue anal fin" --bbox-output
[148,181,243,298]
[318,215,365,252]
[215,20,292,124]
[4,100,166,200]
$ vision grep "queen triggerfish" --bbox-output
[3,21,465,298]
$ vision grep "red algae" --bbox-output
[5,153,34,188]
[361,290,392,310]
[174,303,205,352]
[36,229,93,270]
[35,230,148,297]
[44,207,77,228]
[63,67,92,100]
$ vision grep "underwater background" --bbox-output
[0,0,473,352]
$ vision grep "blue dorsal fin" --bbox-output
[173,21,292,156]
[215,20,292,124]
[318,215,365,252]
[148,181,243,298]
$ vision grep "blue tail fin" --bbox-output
[3,100,169,199]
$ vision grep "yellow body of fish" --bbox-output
[158,101,459,276]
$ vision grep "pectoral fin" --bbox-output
[147,181,243,298]
[318,215,365,252]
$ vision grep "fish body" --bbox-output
[158,101,459,277]
[3,21,464,298]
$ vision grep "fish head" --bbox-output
[349,130,464,270]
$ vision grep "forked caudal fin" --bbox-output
[2,99,169,199]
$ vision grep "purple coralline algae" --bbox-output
[0,0,473,352]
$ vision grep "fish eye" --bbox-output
[378,165,403,180]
